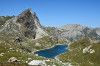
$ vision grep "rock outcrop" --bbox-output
[28,60,46,66]
[14,9,48,39]
[8,57,17,62]
[0,9,48,40]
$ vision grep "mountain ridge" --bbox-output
[0,9,100,42]
[0,9,48,40]
[45,24,100,42]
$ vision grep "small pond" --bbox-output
[34,44,69,59]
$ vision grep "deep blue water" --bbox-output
[34,44,69,59]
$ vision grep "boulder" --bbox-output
[8,57,17,62]
[28,60,46,66]
[0,53,4,56]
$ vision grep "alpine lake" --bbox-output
[34,44,69,59]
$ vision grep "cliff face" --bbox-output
[0,9,48,40]
[15,9,48,39]
[16,9,38,39]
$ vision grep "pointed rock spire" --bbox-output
[34,12,36,17]
[14,9,48,39]
[15,9,38,39]
[17,9,33,18]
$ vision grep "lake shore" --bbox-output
[33,44,69,59]
[32,43,68,53]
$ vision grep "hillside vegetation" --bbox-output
[0,37,65,66]
[0,16,13,29]
[57,38,100,66]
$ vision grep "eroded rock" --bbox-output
[8,57,17,62]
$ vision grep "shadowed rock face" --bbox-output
[16,9,37,39]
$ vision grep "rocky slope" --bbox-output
[0,9,63,66]
[0,9,58,58]
[0,9,48,41]
[95,27,100,36]
[58,24,100,42]
[45,24,100,42]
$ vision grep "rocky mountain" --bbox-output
[0,9,59,54]
[0,9,48,41]
[0,9,100,43]
[45,24,100,42]
[0,9,60,65]
[58,24,100,42]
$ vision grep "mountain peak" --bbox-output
[23,8,32,13]
[12,9,48,39]
[17,9,34,18]
[0,9,48,40]
[34,12,36,17]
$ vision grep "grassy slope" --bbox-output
[25,36,56,50]
[0,38,45,63]
[57,38,100,66]
[0,38,65,66]
[0,17,65,65]
[0,62,28,66]
[0,16,13,29]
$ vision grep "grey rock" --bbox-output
[95,27,100,36]
[58,24,100,42]
[8,57,17,62]
[0,9,48,40]
[45,24,100,42]
[15,9,48,39]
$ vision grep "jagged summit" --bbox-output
[0,9,100,42]
[34,12,36,17]
[16,9,48,39]
[0,9,48,40]
[21,9,33,13]
[18,9,37,18]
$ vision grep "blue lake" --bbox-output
[34,44,69,59]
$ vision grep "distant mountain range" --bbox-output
[44,22,100,42]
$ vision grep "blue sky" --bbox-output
[0,0,100,28]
